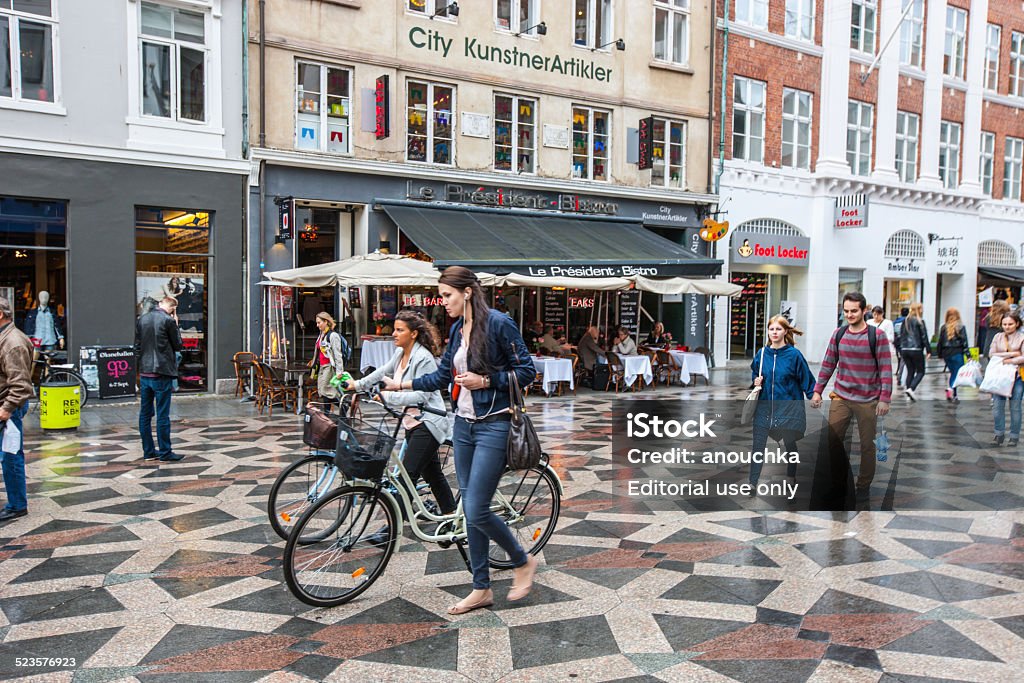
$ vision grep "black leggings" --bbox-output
[402,426,457,514]
[902,350,926,391]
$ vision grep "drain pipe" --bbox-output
[258,0,266,148]
[242,1,249,158]
[715,0,730,195]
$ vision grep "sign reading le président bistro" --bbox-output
[408,27,614,83]
[407,180,619,215]
[731,230,810,266]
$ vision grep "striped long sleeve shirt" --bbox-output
[814,326,893,403]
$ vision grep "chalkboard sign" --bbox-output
[96,346,137,399]
[619,291,641,337]
[542,289,567,331]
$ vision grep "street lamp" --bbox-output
[593,38,625,52]
[516,21,547,36]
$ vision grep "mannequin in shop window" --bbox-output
[23,291,64,351]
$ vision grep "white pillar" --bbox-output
[815,0,853,176]
[873,0,902,181]
[959,0,988,194]
[918,0,948,189]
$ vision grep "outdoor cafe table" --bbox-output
[359,338,395,372]
[621,354,653,388]
[666,350,710,385]
[530,356,573,395]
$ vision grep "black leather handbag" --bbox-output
[507,371,542,470]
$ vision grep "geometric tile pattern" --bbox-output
[0,368,1021,681]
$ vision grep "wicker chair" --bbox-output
[692,347,712,385]
[604,352,627,392]
[656,351,682,387]
[232,352,258,398]
[255,361,298,416]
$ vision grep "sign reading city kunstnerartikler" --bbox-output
[408,27,615,83]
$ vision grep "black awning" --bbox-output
[978,266,1024,284]
[379,203,722,277]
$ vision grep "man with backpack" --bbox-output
[811,292,893,501]
[893,307,909,387]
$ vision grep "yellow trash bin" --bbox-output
[39,381,81,430]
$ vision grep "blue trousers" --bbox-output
[139,376,174,457]
[1,403,28,512]
[993,376,1024,438]
[750,424,799,487]
[944,354,965,396]
[453,417,528,589]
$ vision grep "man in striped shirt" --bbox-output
[811,292,893,499]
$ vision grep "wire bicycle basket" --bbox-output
[334,417,397,481]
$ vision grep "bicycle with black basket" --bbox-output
[281,388,563,607]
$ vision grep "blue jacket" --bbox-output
[413,309,536,417]
[750,344,815,435]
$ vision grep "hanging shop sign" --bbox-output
[637,116,654,170]
[406,180,619,216]
[699,218,729,241]
[683,227,709,349]
[834,194,869,229]
[277,197,294,240]
[375,75,390,140]
[731,230,810,266]
[408,27,614,83]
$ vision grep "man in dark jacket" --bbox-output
[135,297,183,461]
[0,296,35,522]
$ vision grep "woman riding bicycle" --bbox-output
[384,266,538,615]
[346,310,456,516]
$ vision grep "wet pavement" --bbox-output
[0,366,1021,682]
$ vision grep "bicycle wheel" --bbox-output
[267,454,343,540]
[489,465,561,569]
[46,369,89,407]
[283,484,399,607]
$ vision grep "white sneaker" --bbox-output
[906,388,916,401]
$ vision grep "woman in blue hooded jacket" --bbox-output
[749,315,815,489]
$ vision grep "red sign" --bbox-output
[637,116,654,170]
[835,207,865,228]
[375,75,390,140]
[569,297,595,309]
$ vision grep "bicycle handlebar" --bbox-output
[348,383,448,419]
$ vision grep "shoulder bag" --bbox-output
[507,371,542,470]
[741,347,765,426]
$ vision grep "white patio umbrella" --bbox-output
[263,253,444,287]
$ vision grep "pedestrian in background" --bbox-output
[988,312,1024,447]
[749,315,815,491]
[984,299,1010,359]
[899,302,931,401]
[936,307,969,404]
[0,296,34,523]
[893,306,909,387]
[869,306,899,380]
[135,296,184,462]
[311,312,346,412]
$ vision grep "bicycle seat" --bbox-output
[50,363,75,369]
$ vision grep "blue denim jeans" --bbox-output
[993,376,1024,438]
[453,416,528,589]
[750,425,799,487]
[944,354,965,396]
[1,403,28,512]
[139,376,174,457]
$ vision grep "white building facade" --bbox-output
[713,0,1024,364]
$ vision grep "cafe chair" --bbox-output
[693,347,712,385]
[567,354,579,395]
[255,361,298,416]
[605,351,628,393]
[232,352,258,398]
[641,349,659,391]
[527,368,545,396]
[656,351,682,387]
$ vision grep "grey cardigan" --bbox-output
[355,343,451,445]
[316,330,346,375]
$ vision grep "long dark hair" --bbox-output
[396,309,442,357]
[439,265,493,375]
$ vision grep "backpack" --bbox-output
[338,333,352,363]
[834,324,878,370]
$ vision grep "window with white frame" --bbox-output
[1005,137,1024,201]
[407,0,455,19]
[494,94,536,173]
[980,132,995,195]
[734,0,767,29]
[653,0,689,65]
[574,0,611,49]
[895,111,919,183]
[984,24,1001,91]
[650,118,686,188]
[943,7,967,79]
[571,106,609,180]
[938,120,961,189]
[732,76,765,163]
[846,100,873,176]
[850,0,876,54]
[295,63,350,154]
[785,0,814,42]
[0,0,57,104]
[899,0,924,68]
[781,88,811,170]
[407,81,454,165]
[496,0,538,33]
[139,2,207,122]
[1012,32,1024,97]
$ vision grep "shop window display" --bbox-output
[0,197,67,346]
[135,207,211,392]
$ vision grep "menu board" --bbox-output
[542,289,567,331]
[619,291,640,337]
